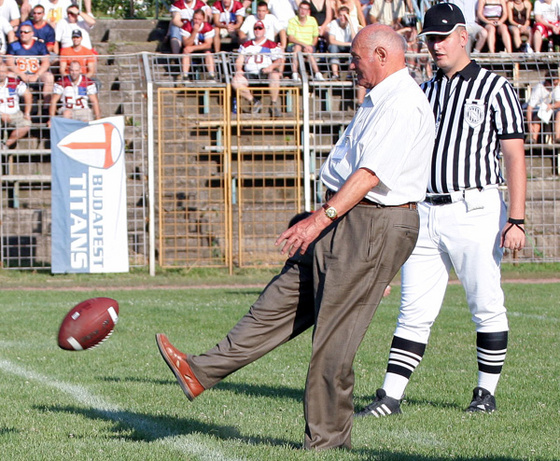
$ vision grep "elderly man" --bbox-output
[232,20,284,117]
[356,3,526,418]
[157,24,435,450]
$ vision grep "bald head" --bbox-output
[350,24,407,89]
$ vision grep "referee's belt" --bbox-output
[424,187,490,206]
[325,189,417,210]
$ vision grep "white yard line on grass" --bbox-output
[508,311,560,322]
[0,359,242,461]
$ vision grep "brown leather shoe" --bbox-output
[155,333,205,401]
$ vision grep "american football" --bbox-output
[58,297,119,351]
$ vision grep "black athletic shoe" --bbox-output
[355,388,402,418]
[466,387,496,413]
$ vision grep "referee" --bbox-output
[356,3,527,417]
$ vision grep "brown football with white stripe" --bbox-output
[58,298,119,351]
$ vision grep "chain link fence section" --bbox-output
[0,53,149,269]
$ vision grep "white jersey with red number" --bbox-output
[211,0,245,25]
[170,0,210,23]
[239,38,282,74]
[180,20,215,42]
[0,76,26,115]
[53,75,97,110]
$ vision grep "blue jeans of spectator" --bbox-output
[328,44,350,66]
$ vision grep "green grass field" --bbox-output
[1,276,559,460]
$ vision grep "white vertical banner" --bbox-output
[51,116,129,273]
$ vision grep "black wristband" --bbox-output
[507,217,525,225]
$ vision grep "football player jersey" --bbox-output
[180,20,215,43]
[239,39,282,74]
[53,75,97,110]
[0,77,27,115]
[211,0,245,25]
[170,0,210,23]
[7,40,48,75]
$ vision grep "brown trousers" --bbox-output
[304,204,419,450]
[188,204,418,451]
[188,249,315,388]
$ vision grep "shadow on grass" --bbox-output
[97,375,305,401]
[33,403,299,448]
[33,404,527,460]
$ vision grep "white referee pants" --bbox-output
[394,188,509,344]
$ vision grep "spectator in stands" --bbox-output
[0,14,14,55]
[0,62,32,149]
[59,29,96,77]
[267,0,297,30]
[335,0,366,29]
[54,4,95,53]
[178,8,217,82]
[211,0,246,52]
[327,5,357,79]
[448,0,488,54]
[239,1,286,49]
[6,22,54,113]
[477,0,512,52]
[526,71,560,143]
[287,1,324,81]
[533,0,560,53]
[232,20,284,117]
[26,0,74,27]
[28,4,55,52]
[0,0,20,28]
[369,0,416,45]
[305,0,334,51]
[168,0,212,55]
[508,0,532,52]
[49,60,100,123]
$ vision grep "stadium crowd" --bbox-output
[0,0,560,146]
[0,0,99,148]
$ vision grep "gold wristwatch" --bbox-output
[322,203,338,221]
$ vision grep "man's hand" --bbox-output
[275,211,328,257]
[501,222,525,251]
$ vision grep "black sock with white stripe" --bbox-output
[476,331,508,395]
[382,336,426,400]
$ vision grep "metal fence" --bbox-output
[1,51,559,271]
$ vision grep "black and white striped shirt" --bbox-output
[421,61,524,194]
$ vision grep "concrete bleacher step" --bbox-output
[91,19,168,48]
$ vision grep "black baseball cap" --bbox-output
[72,29,82,38]
[419,3,466,37]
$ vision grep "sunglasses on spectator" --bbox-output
[254,26,264,30]
[20,30,33,34]
[32,11,43,14]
